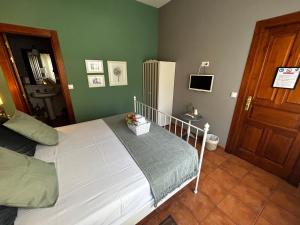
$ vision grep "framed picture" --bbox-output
[108,61,128,86]
[85,60,104,73]
[87,75,105,88]
[273,67,300,89]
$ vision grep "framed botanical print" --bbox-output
[107,61,128,86]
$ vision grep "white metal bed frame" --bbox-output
[123,97,209,224]
[133,96,210,194]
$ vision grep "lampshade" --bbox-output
[0,97,3,105]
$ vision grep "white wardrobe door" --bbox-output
[157,62,175,116]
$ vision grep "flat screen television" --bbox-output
[189,74,214,92]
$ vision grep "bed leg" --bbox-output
[194,123,210,194]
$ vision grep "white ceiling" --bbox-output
[136,0,171,8]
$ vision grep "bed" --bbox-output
[14,97,209,225]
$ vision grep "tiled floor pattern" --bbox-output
[137,147,300,225]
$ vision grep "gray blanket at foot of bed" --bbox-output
[103,114,198,206]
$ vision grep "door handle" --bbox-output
[245,96,252,111]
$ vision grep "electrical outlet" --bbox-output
[201,61,210,67]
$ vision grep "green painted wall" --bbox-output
[0,0,158,121]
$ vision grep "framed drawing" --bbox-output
[85,60,104,73]
[108,61,128,86]
[87,75,105,88]
[273,67,300,89]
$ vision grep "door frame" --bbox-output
[225,12,300,185]
[0,23,75,123]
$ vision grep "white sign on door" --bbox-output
[273,67,300,89]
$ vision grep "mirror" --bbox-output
[27,49,56,84]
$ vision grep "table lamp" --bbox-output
[0,97,7,118]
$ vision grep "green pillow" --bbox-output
[0,147,58,208]
[3,110,58,146]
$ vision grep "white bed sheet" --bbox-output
[15,119,153,225]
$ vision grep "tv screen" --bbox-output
[189,74,214,92]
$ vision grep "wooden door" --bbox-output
[226,12,300,185]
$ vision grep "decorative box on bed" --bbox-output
[128,122,150,136]
[126,113,150,136]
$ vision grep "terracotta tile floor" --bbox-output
[137,147,300,225]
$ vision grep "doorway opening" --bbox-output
[0,24,75,127]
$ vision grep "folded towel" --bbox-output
[136,118,146,123]
[135,114,146,124]
[134,121,147,126]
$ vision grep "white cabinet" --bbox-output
[142,60,176,125]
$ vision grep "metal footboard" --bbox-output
[133,96,209,194]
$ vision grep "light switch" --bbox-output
[230,92,238,98]
[68,84,74,90]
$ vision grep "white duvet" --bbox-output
[15,119,153,225]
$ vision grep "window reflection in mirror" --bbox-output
[27,49,56,84]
